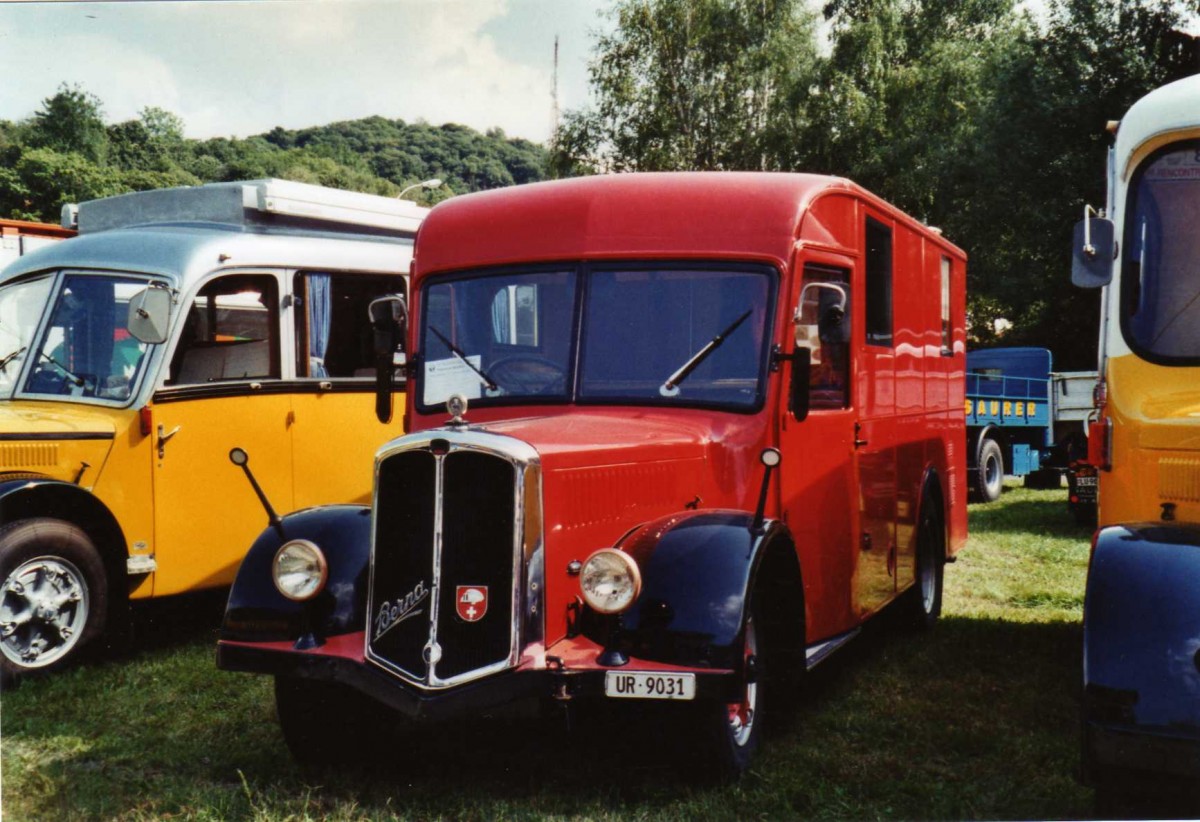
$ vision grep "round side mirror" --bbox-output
[761,447,782,468]
[229,447,249,467]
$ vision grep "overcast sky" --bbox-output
[0,0,611,144]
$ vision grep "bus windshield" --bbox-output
[1,272,161,404]
[418,264,776,412]
[1121,141,1200,362]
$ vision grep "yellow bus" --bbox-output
[1072,75,1200,796]
[0,180,424,681]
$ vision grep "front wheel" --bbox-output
[0,519,107,683]
[274,676,394,768]
[699,611,764,779]
[974,438,1004,503]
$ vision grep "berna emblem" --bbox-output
[456,585,488,622]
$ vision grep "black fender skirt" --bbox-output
[1082,523,1200,782]
[221,505,373,645]
[579,510,798,671]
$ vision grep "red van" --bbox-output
[218,172,968,776]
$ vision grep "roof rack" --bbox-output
[64,179,428,238]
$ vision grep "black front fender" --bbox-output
[581,510,803,670]
[221,505,373,645]
[1083,523,1200,779]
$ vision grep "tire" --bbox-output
[274,676,393,768]
[699,607,765,780]
[974,438,1004,502]
[906,490,945,629]
[0,518,108,684]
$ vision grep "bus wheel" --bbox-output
[0,519,107,684]
[976,438,1004,502]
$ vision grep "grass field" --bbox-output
[0,485,1114,820]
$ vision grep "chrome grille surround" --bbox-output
[365,428,543,689]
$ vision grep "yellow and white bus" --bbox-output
[0,180,425,681]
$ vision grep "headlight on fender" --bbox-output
[580,548,642,614]
[273,540,328,601]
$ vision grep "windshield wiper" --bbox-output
[660,309,753,397]
[429,325,499,392]
[0,346,25,374]
[40,351,86,387]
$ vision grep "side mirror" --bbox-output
[1072,210,1115,289]
[369,294,407,424]
[789,347,811,422]
[127,286,171,344]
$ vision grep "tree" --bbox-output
[28,84,109,164]
[552,0,821,173]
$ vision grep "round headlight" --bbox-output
[273,540,328,601]
[580,549,642,614]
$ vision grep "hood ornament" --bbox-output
[446,393,469,427]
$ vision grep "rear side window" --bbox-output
[865,217,893,347]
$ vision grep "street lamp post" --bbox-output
[398,178,443,200]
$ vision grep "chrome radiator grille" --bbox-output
[366,432,542,688]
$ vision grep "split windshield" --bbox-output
[1121,140,1200,362]
[0,272,160,403]
[418,264,776,412]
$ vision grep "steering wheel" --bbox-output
[487,355,567,395]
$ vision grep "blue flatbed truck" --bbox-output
[967,347,1096,503]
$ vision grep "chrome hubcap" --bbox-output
[727,617,758,747]
[0,556,89,668]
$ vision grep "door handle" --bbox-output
[854,422,868,448]
[157,424,181,458]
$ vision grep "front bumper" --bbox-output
[217,632,739,721]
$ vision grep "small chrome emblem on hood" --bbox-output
[447,393,469,426]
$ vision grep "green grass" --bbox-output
[2,485,1099,821]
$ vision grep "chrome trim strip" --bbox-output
[805,627,861,670]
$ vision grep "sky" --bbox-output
[0,0,612,145]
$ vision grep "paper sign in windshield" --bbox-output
[424,355,483,404]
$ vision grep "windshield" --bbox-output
[0,274,55,399]
[1121,140,1200,362]
[14,273,161,404]
[419,263,776,412]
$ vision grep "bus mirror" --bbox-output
[369,294,407,424]
[127,287,171,344]
[789,347,811,422]
[1072,212,1115,289]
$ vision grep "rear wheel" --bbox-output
[907,491,945,629]
[974,438,1004,502]
[0,519,107,684]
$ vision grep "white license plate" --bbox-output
[1076,476,1097,486]
[605,671,696,701]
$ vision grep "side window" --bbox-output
[796,264,851,410]
[295,272,404,379]
[940,255,952,354]
[865,217,893,347]
[168,274,279,385]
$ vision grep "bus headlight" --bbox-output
[273,540,328,601]
[580,549,642,614]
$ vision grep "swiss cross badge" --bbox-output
[456,585,488,622]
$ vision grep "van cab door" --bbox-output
[778,250,858,641]
[149,270,294,596]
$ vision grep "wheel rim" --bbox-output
[1,556,90,669]
[727,617,758,748]
[984,453,1002,493]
